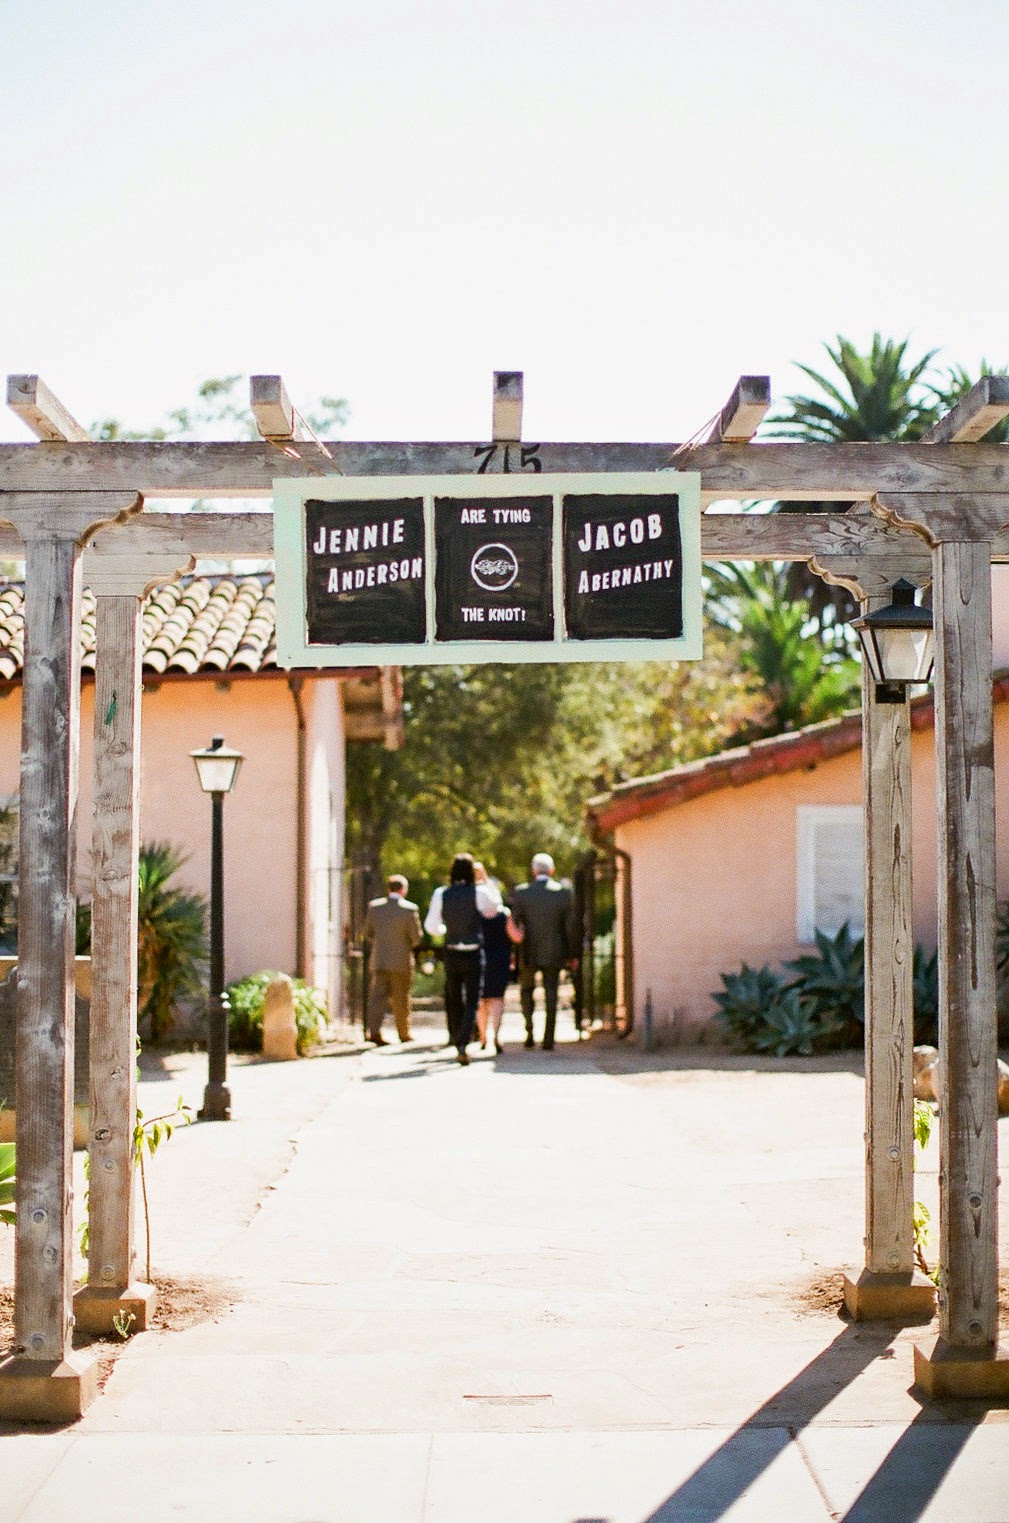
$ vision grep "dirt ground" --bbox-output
[0,1273,238,1391]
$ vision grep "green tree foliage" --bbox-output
[347,639,763,897]
[705,561,861,737]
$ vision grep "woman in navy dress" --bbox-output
[474,863,522,1054]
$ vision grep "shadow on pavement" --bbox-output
[617,1323,991,1523]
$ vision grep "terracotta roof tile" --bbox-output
[0,574,280,680]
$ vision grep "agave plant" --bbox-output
[786,923,865,1046]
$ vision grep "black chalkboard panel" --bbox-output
[563,493,683,640]
[434,495,554,642]
[305,498,426,645]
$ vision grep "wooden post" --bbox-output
[72,528,192,1336]
[914,539,1008,1394]
[0,491,141,1422]
[813,551,936,1321]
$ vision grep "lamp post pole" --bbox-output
[191,736,243,1122]
[200,785,230,1120]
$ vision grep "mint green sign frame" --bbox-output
[274,471,702,666]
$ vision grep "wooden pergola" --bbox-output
[0,368,1006,1419]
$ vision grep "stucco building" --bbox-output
[0,572,402,1018]
[586,571,1009,1044]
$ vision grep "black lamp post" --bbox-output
[191,736,243,1121]
[851,579,935,704]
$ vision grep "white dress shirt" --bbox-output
[425,881,503,939]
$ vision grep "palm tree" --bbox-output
[705,562,861,739]
[766,333,945,638]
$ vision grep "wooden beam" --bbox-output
[706,375,771,442]
[492,372,523,443]
[6,376,89,443]
[926,375,1009,444]
[3,439,1009,505]
[250,375,301,442]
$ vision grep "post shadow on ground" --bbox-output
[565,1321,993,1523]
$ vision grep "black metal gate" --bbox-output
[573,847,633,1036]
[343,857,379,1032]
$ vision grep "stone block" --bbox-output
[914,1336,1009,1400]
[0,1349,98,1422]
[843,1268,937,1323]
[262,973,299,1061]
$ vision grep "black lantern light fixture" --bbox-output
[851,578,935,705]
[190,736,244,1121]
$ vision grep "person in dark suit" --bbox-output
[424,853,502,1064]
[510,852,578,1051]
[362,875,423,1044]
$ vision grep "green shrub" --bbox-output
[226,970,328,1054]
[786,923,864,1046]
[712,962,838,1055]
[0,1135,14,1226]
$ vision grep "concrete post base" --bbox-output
[72,1281,157,1335]
[0,1349,98,1422]
[914,1336,1009,1399]
[843,1268,937,1323]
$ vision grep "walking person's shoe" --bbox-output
[456,1049,470,1065]
[524,1035,535,1049]
[494,1040,504,1054]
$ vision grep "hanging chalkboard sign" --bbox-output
[274,471,702,665]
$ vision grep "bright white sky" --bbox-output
[3,0,1007,445]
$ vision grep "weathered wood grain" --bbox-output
[86,594,142,1291]
[6,375,89,443]
[927,376,1009,445]
[492,372,523,443]
[705,375,771,442]
[0,493,140,1364]
[861,659,916,1275]
[250,375,301,441]
[2,440,1009,504]
[933,540,1000,1348]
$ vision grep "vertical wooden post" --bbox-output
[0,493,141,1422]
[812,555,937,1322]
[72,532,192,1336]
[914,538,1009,1395]
[844,618,935,1318]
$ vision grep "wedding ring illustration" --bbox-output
[470,543,519,591]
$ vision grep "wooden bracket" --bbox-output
[492,372,523,444]
[926,375,1009,444]
[706,375,771,443]
[6,375,89,442]
[250,375,303,443]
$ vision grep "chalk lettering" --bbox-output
[461,607,485,621]
[461,508,486,524]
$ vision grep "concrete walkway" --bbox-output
[2,1004,1007,1522]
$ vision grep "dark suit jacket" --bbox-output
[362,896,423,972]
[511,877,577,969]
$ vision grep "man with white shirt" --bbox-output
[425,852,502,1064]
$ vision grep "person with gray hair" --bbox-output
[510,852,578,1051]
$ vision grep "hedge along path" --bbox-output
[1,369,1009,1418]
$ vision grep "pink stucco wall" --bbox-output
[617,701,1009,1041]
[0,670,347,1002]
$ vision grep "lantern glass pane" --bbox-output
[876,626,933,683]
[193,753,242,794]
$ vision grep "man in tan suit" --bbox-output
[362,875,423,1044]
